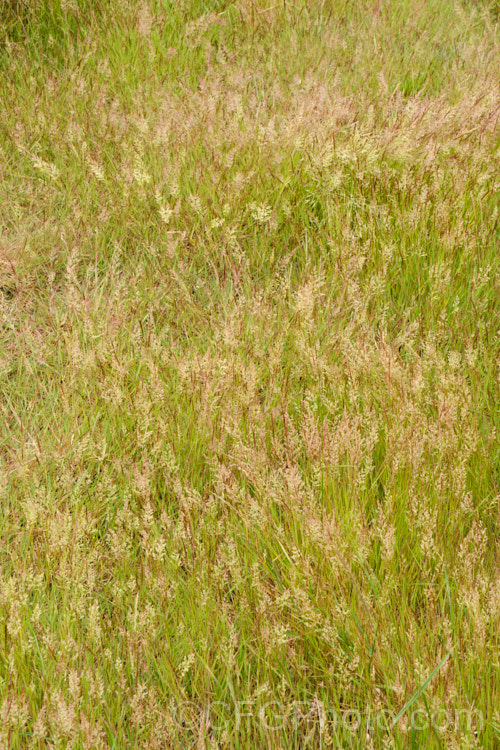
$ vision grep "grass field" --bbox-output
[0,0,499,747]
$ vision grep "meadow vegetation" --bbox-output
[0,0,499,747]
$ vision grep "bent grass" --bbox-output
[0,0,499,747]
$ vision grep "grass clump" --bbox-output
[0,0,499,747]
